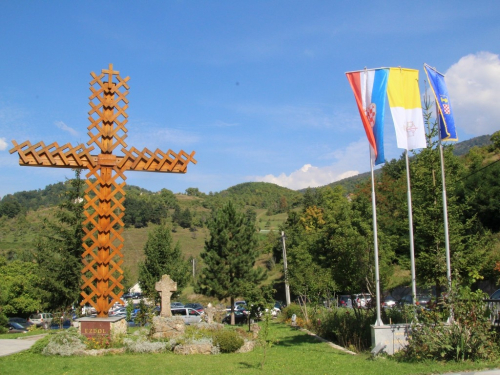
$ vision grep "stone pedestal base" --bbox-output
[371,323,410,355]
[151,316,185,339]
[77,316,127,340]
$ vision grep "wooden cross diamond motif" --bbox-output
[9,64,196,317]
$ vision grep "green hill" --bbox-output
[315,134,495,194]
[1,133,495,288]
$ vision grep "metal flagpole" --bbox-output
[438,139,452,294]
[370,147,383,326]
[405,150,418,309]
[281,231,291,306]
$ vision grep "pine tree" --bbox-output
[34,169,85,311]
[138,224,190,301]
[196,201,265,324]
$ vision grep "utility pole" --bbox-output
[281,231,291,306]
[192,258,196,280]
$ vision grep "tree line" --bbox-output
[272,127,500,304]
[1,123,499,323]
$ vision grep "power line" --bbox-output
[456,157,500,182]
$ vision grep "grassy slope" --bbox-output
[0,193,287,292]
[0,322,497,375]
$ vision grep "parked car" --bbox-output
[81,304,96,315]
[50,320,72,330]
[235,300,247,309]
[269,301,282,316]
[490,289,500,299]
[338,295,353,308]
[121,293,133,300]
[222,310,248,325]
[235,305,249,315]
[28,313,53,328]
[382,295,397,308]
[8,322,28,334]
[171,302,184,308]
[171,308,202,324]
[110,307,127,317]
[399,294,432,308]
[352,294,372,308]
[8,317,33,328]
[184,303,204,313]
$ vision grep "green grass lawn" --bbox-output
[0,322,498,375]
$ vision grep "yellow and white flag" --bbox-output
[387,68,426,150]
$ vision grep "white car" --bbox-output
[353,293,372,308]
[28,313,53,327]
[171,308,202,325]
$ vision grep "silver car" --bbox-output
[28,313,53,328]
[171,308,202,324]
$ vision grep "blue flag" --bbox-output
[424,64,458,141]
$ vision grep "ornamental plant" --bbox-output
[402,285,498,361]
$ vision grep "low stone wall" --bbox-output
[151,316,185,339]
[190,322,224,331]
[174,343,213,355]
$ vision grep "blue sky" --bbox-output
[1,1,499,197]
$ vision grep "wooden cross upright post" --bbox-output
[9,64,196,317]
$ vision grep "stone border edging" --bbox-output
[298,328,357,355]
[16,333,48,340]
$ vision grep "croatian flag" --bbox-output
[346,68,389,165]
[424,64,458,142]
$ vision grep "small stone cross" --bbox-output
[155,275,177,318]
[205,303,216,324]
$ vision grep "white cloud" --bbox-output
[252,138,368,190]
[55,121,79,136]
[445,52,500,135]
[0,137,7,151]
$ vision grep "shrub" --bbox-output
[212,330,244,353]
[124,337,167,353]
[382,303,420,324]
[86,335,112,350]
[42,329,87,356]
[30,334,53,354]
[134,299,154,327]
[402,286,498,361]
[28,324,41,332]
[315,307,375,352]
[279,303,303,322]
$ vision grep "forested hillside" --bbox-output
[270,129,500,301]
[321,134,493,194]
[1,131,500,315]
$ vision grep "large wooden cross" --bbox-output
[9,64,196,317]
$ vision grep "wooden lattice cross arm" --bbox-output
[118,147,197,173]
[9,140,97,169]
[10,140,197,173]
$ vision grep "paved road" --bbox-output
[0,334,46,356]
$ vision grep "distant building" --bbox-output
[129,283,142,294]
